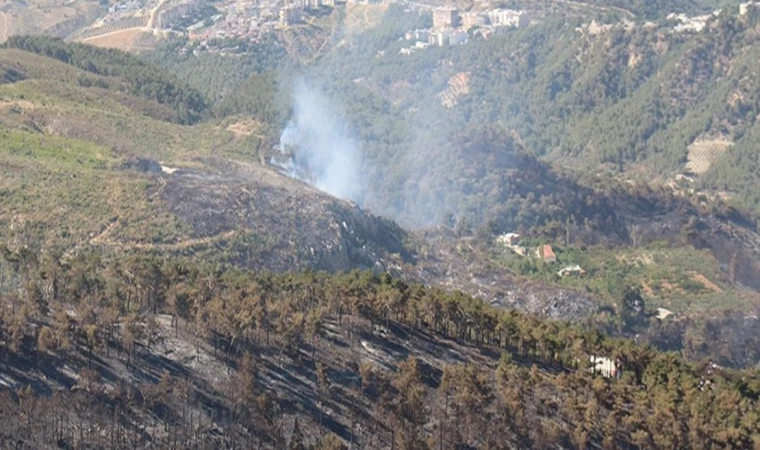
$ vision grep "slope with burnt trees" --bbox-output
[0,251,758,449]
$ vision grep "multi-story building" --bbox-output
[279,5,303,25]
[461,11,485,30]
[449,29,467,45]
[303,0,323,8]
[432,29,451,46]
[487,9,530,28]
[156,0,205,29]
[433,7,459,29]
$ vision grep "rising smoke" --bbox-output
[276,80,365,204]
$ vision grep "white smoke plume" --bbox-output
[277,81,364,203]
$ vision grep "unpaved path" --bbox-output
[0,12,9,43]
[63,175,242,259]
[97,229,240,252]
[692,272,723,293]
[147,0,169,29]
[82,28,145,48]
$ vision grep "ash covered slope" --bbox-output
[158,158,410,273]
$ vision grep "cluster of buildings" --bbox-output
[156,0,206,29]
[666,10,721,33]
[578,4,758,39]
[496,233,589,278]
[432,6,530,31]
[98,0,146,25]
[400,6,530,53]
[186,0,337,42]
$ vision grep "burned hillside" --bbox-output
[0,260,758,450]
[157,158,410,273]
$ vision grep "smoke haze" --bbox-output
[278,81,365,204]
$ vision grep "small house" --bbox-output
[536,244,556,263]
[590,356,619,378]
[557,265,585,277]
[496,232,520,246]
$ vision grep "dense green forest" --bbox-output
[0,248,758,449]
[144,35,292,104]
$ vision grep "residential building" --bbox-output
[487,9,529,28]
[590,356,619,378]
[449,29,467,45]
[536,244,556,263]
[557,265,586,277]
[414,28,429,41]
[461,11,485,30]
[303,0,323,8]
[279,5,303,25]
[156,0,205,29]
[432,30,451,46]
[433,7,459,29]
[496,233,520,246]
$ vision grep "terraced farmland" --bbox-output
[685,139,733,175]
[78,16,149,40]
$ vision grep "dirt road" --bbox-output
[0,12,9,43]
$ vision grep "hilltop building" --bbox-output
[461,11,486,30]
[487,9,529,28]
[433,7,459,29]
[156,0,205,29]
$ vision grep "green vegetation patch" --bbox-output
[0,128,193,250]
[3,36,209,124]
[0,127,112,169]
[495,242,757,315]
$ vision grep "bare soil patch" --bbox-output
[82,28,150,50]
[342,3,388,36]
[226,119,263,138]
[0,11,9,43]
